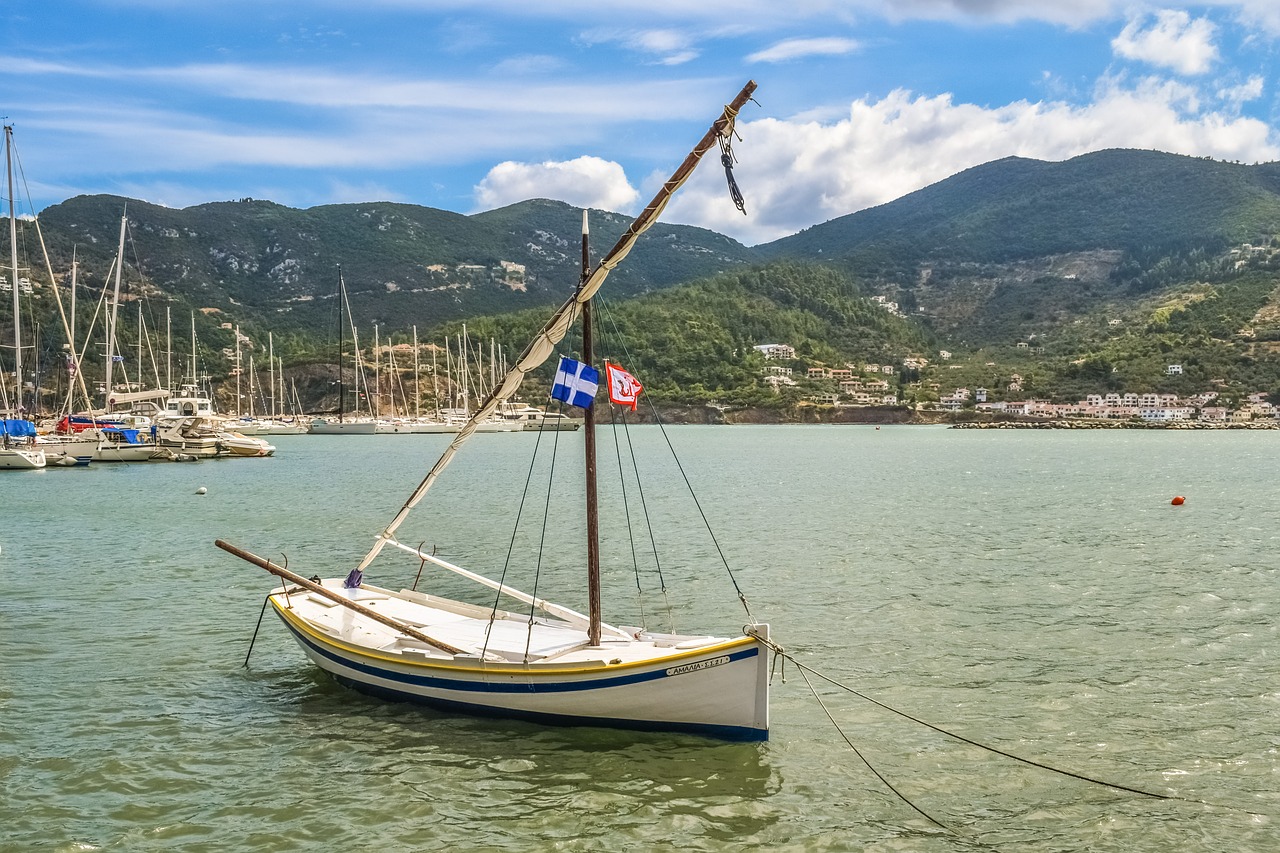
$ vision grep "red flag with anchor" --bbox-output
[605,361,644,411]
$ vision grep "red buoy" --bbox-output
[1171,496,1185,506]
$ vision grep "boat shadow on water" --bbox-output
[237,657,785,843]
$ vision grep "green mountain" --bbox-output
[759,149,1280,264]
[33,194,756,339]
[15,148,1280,412]
[756,149,1280,353]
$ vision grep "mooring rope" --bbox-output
[793,661,953,831]
[770,644,1174,801]
[243,593,274,668]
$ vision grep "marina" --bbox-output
[4,426,1278,851]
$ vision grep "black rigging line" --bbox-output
[522,403,565,664]
[595,296,753,622]
[792,662,952,832]
[606,402,647,629]
[777,648,1175,802]
[484,409,551,661]
[618,411,675,632]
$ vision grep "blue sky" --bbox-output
[4,1,1280,246]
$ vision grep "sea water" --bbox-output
[2,426,1278,851]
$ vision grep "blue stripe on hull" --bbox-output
[281,613,760,693]
[276,613,767,741]
[331,672,768,741]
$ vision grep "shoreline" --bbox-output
[632,404,1280,429]
[949,418,1280,430]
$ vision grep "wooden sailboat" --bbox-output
[219,82,769,738]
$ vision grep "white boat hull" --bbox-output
[43,431,159,462]
[270,583,770,740]
[310,419,379,435]
[0,448,46,469]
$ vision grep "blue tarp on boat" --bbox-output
[101,428,142,444]
[1,419,36,437]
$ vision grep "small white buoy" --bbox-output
[196,486,208,495]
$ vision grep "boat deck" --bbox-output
[275,579,731,668]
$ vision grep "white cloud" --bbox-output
[578,27,701,65]
[473,156,640,212]
[660,80,1280,245]
[747,37,860,63]
[1112,10,1219,75]
[1217,74,1265,111]
[490,55,568,76]
[0,56,715,122]
[828,0,1117,26]
[336,0,1116,28]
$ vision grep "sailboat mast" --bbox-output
[189,312,197,388]
[268,332,275,418]
[413,325,421,420]
[136,302,143,376]
[581,209,602,647]
[4,125,20,413]
[70,252,77,360]
[234,324,242,417]
[103,214,127,411]
[373,323,380,419]
[336,266,345,423]
[432,340,440,420]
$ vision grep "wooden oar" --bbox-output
[215,539,467,656]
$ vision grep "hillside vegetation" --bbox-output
[451,262,930,406]
[11,148,1280,413]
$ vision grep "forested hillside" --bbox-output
[12,148,1280,414]
[431,262,929,405]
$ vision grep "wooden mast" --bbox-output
[580,210,602,646]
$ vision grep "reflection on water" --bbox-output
[4,427,1280,851]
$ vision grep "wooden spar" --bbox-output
[354,80,758,573]
[580,210,602,647]
[214,539,468,656]
[381,538,632,639]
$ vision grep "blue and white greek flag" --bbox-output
[551,356,599,409]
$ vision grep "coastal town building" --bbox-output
[753,343,796,360]
[971,388,1276,423]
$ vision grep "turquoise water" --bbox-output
[2,426,1278,851]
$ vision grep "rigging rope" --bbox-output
[483,416,551,661]
[606,401,648,630]
[792,662,952,831]
[597,298,675,631]
[522,405,565,664]
[719,126,746,215]
[595,296,753,620]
